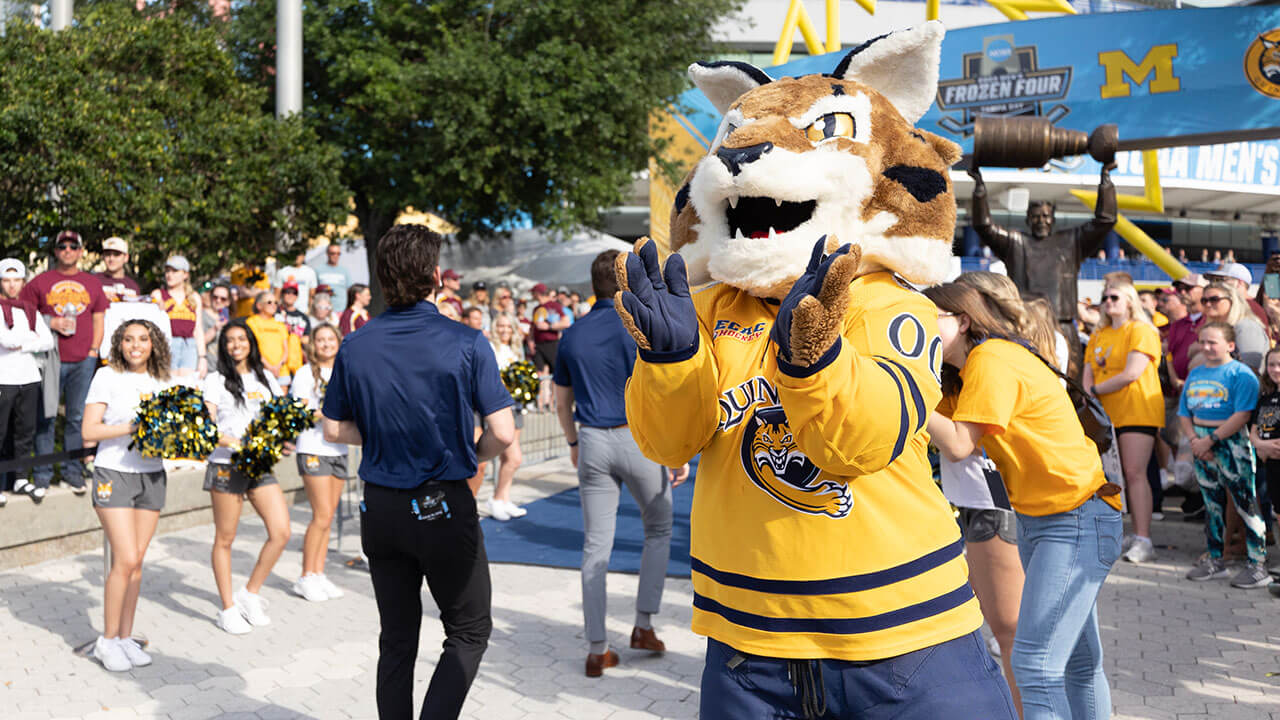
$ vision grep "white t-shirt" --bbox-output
[202,370,283,464]
[84,367,170,473]
[939,453,1008,511]
[276,264,318,309]
[490,342,520,371]
[290,364,346,457]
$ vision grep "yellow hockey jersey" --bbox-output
[626,272,982,660]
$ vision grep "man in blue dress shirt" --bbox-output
[322,225,514,720]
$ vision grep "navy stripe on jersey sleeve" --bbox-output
[472,333,515,416]
[692,584,974,635]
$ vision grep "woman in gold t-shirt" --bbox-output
[1083,282,1163,564]
[926,281,1122,720]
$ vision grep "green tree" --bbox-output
[227,0,739,306]
[0,3,347,285]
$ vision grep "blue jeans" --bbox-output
[168,335,198,371]
[700,631,1017,719]
[33,357,97,489]
[1012,497,1121,720]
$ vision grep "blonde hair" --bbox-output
[1205,281,1263,330]
[490,311,523,353]
[1097,282,1150,329]
[955,272,1055,363]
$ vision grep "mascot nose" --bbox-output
[717,142,773,176]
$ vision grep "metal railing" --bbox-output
[516,408,570,465]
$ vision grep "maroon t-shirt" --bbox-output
[96,273,141,303]
[20,269,108,363]
[1166,313,1204,382]
[531,300,567,345]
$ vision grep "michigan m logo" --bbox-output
[1098,44,1181,99]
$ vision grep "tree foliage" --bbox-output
[227,0,739,304]
[0,3,347,284]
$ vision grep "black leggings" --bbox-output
[362,480,492,720]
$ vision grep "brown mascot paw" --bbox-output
[612,241,652,350]
[789,244,861,367]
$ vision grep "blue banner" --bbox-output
[673,8,1280,158]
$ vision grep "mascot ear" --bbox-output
[689,61,774,116]
[832,22,945,125]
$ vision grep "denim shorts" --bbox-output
[168,335,199,370]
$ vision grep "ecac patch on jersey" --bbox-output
[713,319,768,342]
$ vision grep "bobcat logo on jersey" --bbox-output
[741,405,852,518]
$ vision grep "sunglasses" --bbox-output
[1101,295,1123,302]
[56,242,80,251]
[1202,295,1230,305]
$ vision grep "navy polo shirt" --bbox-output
[322,300,513,488]
[553,300,636,428]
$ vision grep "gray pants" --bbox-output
[578,425,672,646]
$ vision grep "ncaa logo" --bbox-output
[1245,29,1280,99]
[739,405,852,519]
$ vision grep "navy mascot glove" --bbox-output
[613,238,699,363]
[772,236,862,372]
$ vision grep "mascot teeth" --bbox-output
[728,196,739,209]
[724,197,817,241]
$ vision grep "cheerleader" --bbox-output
[202,319,292,634]
[289,324,349,601]
[81,319,172,671]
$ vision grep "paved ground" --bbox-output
[2,457,1280,719]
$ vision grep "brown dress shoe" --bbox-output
[630,626,666,652]
[585,649,619,677]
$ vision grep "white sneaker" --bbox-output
[292,575,329,602]
[1124,537,1157,564]
[502,500,527,518]
[93,635,131,672]
[233,587,271,626]
[217,606,252,634]
[1121,533,1136,552]
[0,492,7,507]
[488,498,511,522]
[1152,511,1165,521]
[316,574,344,599]
[118,638,152,667]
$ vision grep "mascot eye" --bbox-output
[804,113,855,143]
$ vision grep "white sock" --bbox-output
[589,641,608,655]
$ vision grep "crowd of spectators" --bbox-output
[0,230,599,517]
[1072,260,1280,592]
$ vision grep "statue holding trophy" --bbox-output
[967,117,1119,331]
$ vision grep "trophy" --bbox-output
[971,116,1117,168]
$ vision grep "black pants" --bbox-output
[0,383,39,491]
[362,480,492,720]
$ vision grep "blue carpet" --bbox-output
[481,471,695,578]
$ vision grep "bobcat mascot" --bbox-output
[616,23,1017,719]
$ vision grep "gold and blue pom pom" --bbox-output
[232,396,315,480]
[501,360,539,411]
[129,385,219,460]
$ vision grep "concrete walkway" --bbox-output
[2,457,1279,719]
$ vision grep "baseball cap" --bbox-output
[314,284,333,296]
[1158,286,1179,295]
[556,286,571,295]
[1172,273,1208,289]
[531,282,549,295]
[102,236,128,253]
[281,280,299,293]
[1205,262,1252,286]
[54,230,82,249]
[442,269,462,281]
[165,255,190,272]
[472,281,487,291]
[0,258,25,279]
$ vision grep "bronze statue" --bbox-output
[968,163,1117,326]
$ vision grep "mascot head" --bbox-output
[671,22,961,299]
